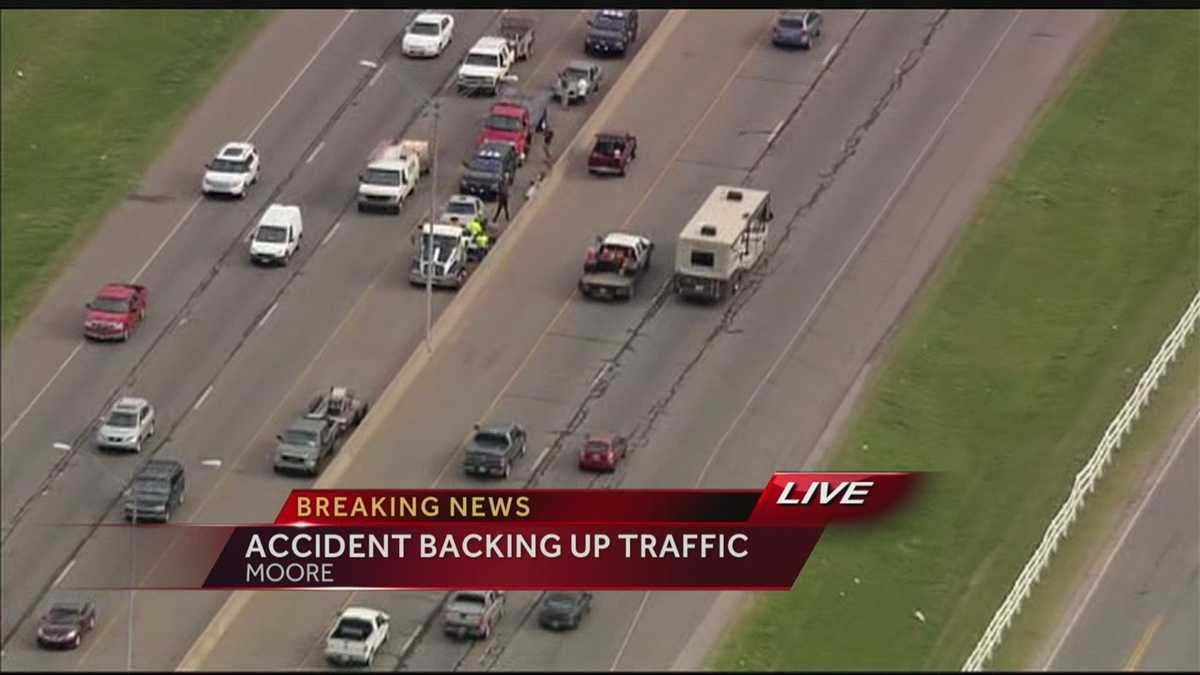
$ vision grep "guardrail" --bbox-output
[961,289,1200,670]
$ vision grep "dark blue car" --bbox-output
[772,10,823,50]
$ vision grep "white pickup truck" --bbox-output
[457,36,519,96]
[356,140,426,213]
[324,607,390,667]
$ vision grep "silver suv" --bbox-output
[96,397,156,452]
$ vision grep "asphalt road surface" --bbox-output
[0,7,669,670]
[1045,411,1199,672]
[166,8,1102,672]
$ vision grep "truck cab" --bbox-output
[358,144,422,213]
[457,36,516,96]
[479,102,534,163]
[460,142,518,201]
[409,222,474,289]
[124,459,185,523]
[83,283,147,341]
[443,590,505,639]
[273,415,338,476]
[673,186,773,302]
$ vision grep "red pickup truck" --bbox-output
[476,93,550,165]
[83,283,147,342]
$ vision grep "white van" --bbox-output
[249,204,303,266]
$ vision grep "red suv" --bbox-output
[578,433,628,472]
[83,283,147,341]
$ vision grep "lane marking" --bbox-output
[359,59,379,69]
[1044,410,1199,669]
[822,43,841,69]
[52,558,76,588]
[53,442,72,451]
[614,11,1029,668]
[257,302,279,329]
[1123,614,1164,671]
[400,624,423,657]
[531,446,553,473]
[611,592,652,671]
[1,9,357,448]
[192,385,214,411]
[305,141,325,164]
[200,459,223,468]
[368,63,387,88]
[320,220,342,248]
[766,119,784,146]
[2,343,83,443]
[694,9,1025,488]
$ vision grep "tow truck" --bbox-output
[304,386,370,433]
[273,387,370,476]
[579,232,654,300]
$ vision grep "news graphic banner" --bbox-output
[86,473,919,591]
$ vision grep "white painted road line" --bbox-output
[368,63,387,88]
[1,10,358,446]
[305,141,325,164]
[591,362,614,388]
[532,446,553,473]
[767,119,785,146]
[1,342,83,444]
[193,385,214,411]
[257,302,279,329]
[822,43,841,69]
[320,220,342,248]
[201,458,223,468]
[400,624,423,657]
[53,442,72,451]
[359,59,379,69]
[52,558,77,588]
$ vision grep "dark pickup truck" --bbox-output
[579,232,654,300]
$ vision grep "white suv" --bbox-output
[202,142,260,198]
[96,397,156,453]
[403,12,454,58]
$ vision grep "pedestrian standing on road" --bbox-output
[543,125,555,165]
[494,182,511,223]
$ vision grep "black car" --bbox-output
[460,142,518,201]
[772,10,823,50]
[538,591,593,630]
[462,422,527,478]
[124,459,185,523]
[585,9,638,56]
[36,602,97,650]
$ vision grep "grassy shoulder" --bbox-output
[711,8,1198,671]
[1,9,273,340]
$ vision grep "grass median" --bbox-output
[0,9,273,341]
[712,9,1198,671]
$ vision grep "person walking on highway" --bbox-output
[494,182,511,224]
[542,125,555,166]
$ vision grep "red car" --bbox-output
[587,131,637,176]
[578,433,628,472]
[83,283,147,341]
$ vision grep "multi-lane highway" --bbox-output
[0,7,1104,672]
[1045,411,1199,672]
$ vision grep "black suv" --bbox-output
[462,423,527,479]
[460,142,518,201]
[585,9,639,57]
[124,459,185,523]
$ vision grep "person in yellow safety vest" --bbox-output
[466,218,489,251]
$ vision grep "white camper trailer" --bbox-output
[673,186,773,302]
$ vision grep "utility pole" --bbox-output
[128,501,135,671]
[425,98,439,354]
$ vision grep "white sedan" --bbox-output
[403,13,454,58]
[325,607,389,667]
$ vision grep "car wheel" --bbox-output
[149,420,157,437]
[74,634,81,648]
[135,438,143,454]
[89,616,96,630]
[367,649,375,667]
[121,326,130,342]
[503,463,511,479]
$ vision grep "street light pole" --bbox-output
[128,504,135,671]
[425,98,438,355]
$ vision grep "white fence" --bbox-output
[962,289,1200,671]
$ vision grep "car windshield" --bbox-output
[465,53,498,68]
[593,15,625,31]
[283,429,318,446]
[91,296,130,313]
[469,157,503,174]
[419,234,461,262]
[47,607,82,624]
[210,158,249,173]
[473,432,509,449]
[410,21,440,36]
[545,593,577,607]
[485,114,522,132]
[255,225,288,243]
[451,594,486,609]
[107,411,138,428]
[779,17,807,29]
[363,168,401,186]
[332,617,373,641]
[584,440,611,453]
[565,67,590,80]
[133,478,169,495]
[446,201,475,215]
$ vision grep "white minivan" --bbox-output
[249,204,303,266]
